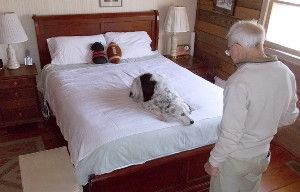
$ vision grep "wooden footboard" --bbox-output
[85,145,213,192]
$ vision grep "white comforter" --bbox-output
[41,54,223,166]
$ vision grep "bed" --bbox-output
[33,11,223,192]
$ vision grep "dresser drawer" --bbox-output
[0,98,38,110]
[1,107,40,122]
[0,77,35,90]
[0,65,41,127]
[0,88,37,100]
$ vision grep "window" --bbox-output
[261,0,300,61]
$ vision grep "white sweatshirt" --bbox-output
[209,59,299,167]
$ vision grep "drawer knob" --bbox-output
[13,81,18,86]
[18,112,23,117]
[14,92,19,97]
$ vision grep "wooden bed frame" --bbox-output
[33,11,213,192]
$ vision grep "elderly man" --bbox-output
[204,20,299,192]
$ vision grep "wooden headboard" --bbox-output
[32,10,159,68]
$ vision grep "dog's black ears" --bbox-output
[140,73,156,102]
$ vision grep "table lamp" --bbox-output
[164,6,190,58]
[0,12,28,69]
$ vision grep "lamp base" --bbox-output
[6,44,20,70]
[7,62,20,70]
[170,33,178,58]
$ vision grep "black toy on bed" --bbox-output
[91,42,108,64]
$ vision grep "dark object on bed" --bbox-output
[91,42,107,64]
[33,11,212,192]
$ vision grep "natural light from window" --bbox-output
[280,0,299,3]
[266,1,300,52]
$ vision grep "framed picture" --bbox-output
[213,0,236,15]
[100,0,122,7]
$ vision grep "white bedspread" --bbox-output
[41,54,223,167]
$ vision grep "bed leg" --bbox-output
[87,174,96,192]
[83,184,89,192]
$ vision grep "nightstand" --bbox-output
[0,65,42,128]
[165,55,214,82]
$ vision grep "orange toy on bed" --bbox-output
[107,42,122,64]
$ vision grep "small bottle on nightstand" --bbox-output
[24,49,33,65]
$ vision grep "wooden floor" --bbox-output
[1,118,300,192]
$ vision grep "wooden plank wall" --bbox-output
[194,0,263,80]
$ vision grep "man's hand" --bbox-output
[204,162,219,176]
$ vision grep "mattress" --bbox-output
[40,53,223,185]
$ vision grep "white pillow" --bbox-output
[104,31,154,59]
[47,34,106,65]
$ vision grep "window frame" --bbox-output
[260,0,300,64]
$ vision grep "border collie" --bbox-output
[130,73,194,125]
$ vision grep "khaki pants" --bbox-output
[210,152,271,192]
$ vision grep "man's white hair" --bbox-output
[227,20,265,48]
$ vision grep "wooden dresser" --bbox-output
[0,65,42,128]
[165,55,214,82]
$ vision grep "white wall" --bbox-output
[0,0,197,71]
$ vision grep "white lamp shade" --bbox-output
[164,6,190,33]
[0,12,28,44]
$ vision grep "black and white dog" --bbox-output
[129,73,194,125]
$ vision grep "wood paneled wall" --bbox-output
[194,0,263,80]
